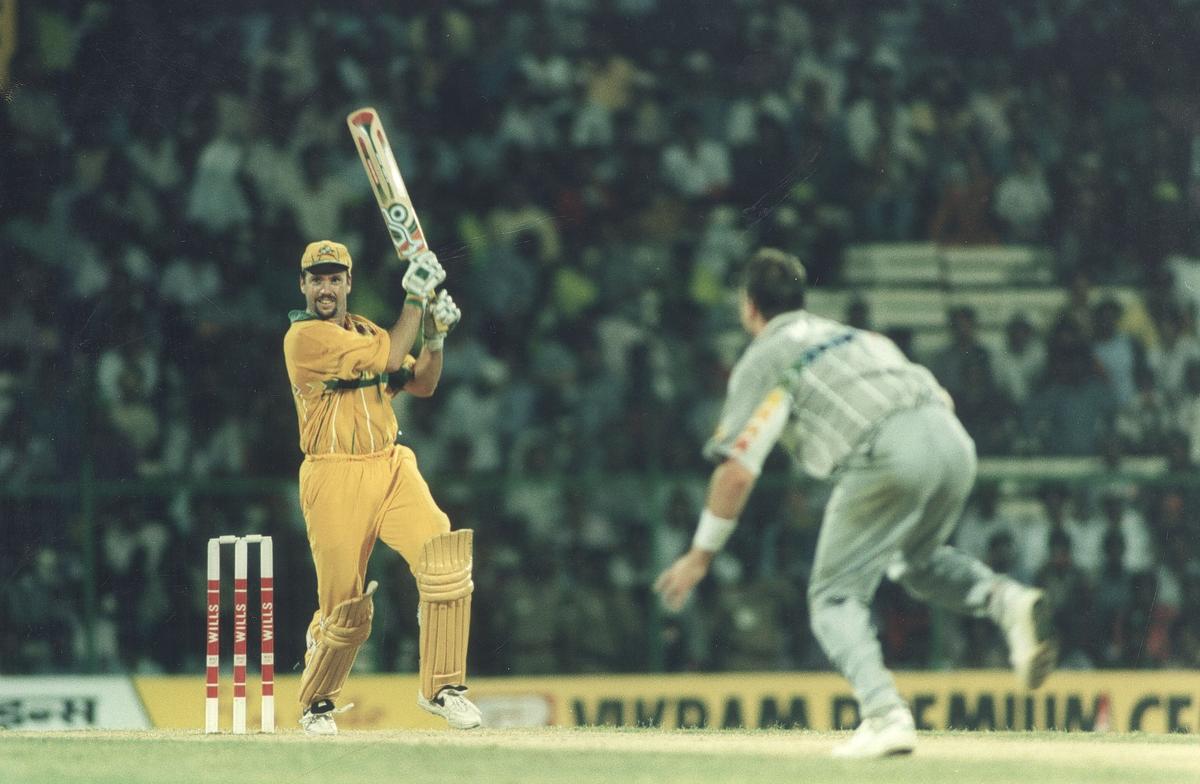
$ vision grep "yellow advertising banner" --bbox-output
[135,670,1200,734]
[0,0,15,89]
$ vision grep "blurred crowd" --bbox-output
[947,479,1200,672]
[860,268,1200,463]
[3,1,1200,676]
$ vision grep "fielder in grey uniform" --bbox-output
[655,248,1056,759]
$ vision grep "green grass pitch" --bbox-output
[1,727,1195,784]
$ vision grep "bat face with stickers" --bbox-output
[346,106,430,267]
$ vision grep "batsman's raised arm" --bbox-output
[402,290,460,397]
[386,250,446,373]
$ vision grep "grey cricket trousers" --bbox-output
[807,404,998,719]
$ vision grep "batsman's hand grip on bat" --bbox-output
[422,290,461,352]
[403,250,446,299]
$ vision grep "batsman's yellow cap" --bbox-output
[300,241,352,272]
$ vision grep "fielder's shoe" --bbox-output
[996,581,1057,690]
[418,685,482,729]
[300,699,353,736]
[832,706,916,759]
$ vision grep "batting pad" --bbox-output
[297,581,378,709]
[416,530,474,700]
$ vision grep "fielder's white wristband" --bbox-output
[424,335,445,352]
[691,509,737,552]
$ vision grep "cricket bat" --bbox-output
[346,106,429,266]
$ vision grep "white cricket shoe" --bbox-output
[300,699,353,736]
[832,707,916,759]
[418,685,482,729]
[997,582,1057,690]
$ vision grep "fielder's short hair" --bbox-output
[742,248,807,318]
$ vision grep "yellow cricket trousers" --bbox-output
[298,444,450,622]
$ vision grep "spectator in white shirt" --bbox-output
[994,144,1053,243]
[1092,298,1146,407]
[1148,305,1200,401]
[1104,492,1152,571]
[661,110,732,200]
[1172,360,1200,463]
[1116,365,1173,454]
[497,84,561,151]
[844,61,921,169]
[97,327,159,407]
[518,31,574,97]
[1090,491,1154,575]
[286,146,360,240]
[159,253,221,309]
[186,98,251,233]
[991,313,1045,405]
[953,481,1018,564]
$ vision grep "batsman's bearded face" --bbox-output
[302,270,351,321]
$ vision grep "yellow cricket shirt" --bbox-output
[283,310,414,456]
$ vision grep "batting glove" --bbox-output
[403,250,446,299]
[423,290,461,352]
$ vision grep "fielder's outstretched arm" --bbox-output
[654,457,758,612]
[704,458,758,519]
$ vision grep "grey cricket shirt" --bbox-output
[703,310,952,479]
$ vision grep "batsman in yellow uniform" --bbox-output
[283,240,481,734]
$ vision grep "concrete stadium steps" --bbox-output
[841,243,1056,288]
[842,243,943,286]
[940,246,1056,287]
[978,455,1166,482]
[806,288,948,330]
[808,288,1142,358]
[978,455,1167,521]
[830,242,1144,331]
